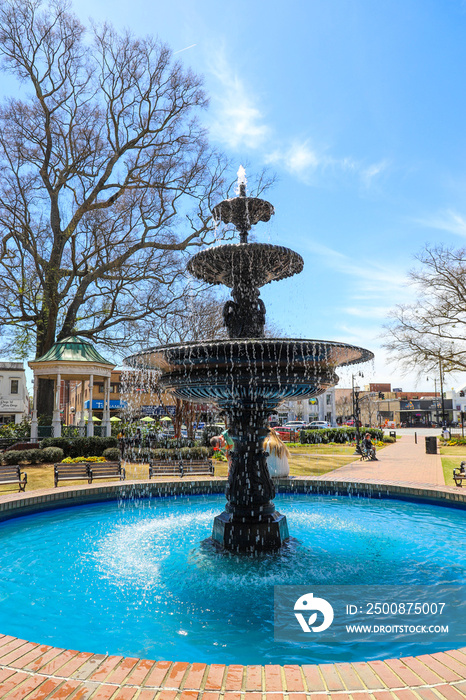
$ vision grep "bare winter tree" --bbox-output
[149,289,228,345]
[0,0,233,410]
[383,245,466,376]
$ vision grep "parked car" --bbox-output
[284,421,307,430]
[307,421,331,429]
[275,426,301,442]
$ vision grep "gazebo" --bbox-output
[28,337,115,439]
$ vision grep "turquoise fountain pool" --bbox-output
[0,493,464,665]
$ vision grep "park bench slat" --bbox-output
[88,462,125,481]
[54,463,91,487]
[54,461,124,487]
[149,459,214,479]
[0,465,27,492]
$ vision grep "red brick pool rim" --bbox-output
[0,478,465,700]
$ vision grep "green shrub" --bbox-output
[150,446,210,461]
[41,446,64,462]
[299,427,384,444]
[383,435,396,443]
[151,436,196,449]
[103,447,120,461]
[0,419,31,439]
[21,448,44,464]
[2,450,23,465]
[40,435,117,457]
[201,425,223,447]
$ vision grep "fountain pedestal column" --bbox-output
[212,406,289,552]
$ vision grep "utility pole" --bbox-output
[439,358,446,426]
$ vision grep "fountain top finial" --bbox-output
[212,166,274,244]
[236,165,247,198]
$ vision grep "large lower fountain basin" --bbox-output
[127,338,374,409]
[0,491,464,665]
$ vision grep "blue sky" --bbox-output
[8,0,466,390]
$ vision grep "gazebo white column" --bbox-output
[52,373,62,437]
[87,374,94,437]
[78,380,86,435]
[30,378,38,440]
[102,376,111,437]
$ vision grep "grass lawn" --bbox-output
[212,454,351,478]
[441,457,463,487]
[0,452,354,495]
[288,454,351,476]
[439,445,466,455]
[0,461,152,494]
[288,444,357,455]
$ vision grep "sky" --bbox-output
[5,0,466,391]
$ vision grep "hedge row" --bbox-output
[40,436,117,457]
[150,446,211,461]
[299,427,384,444]
[2,446,64,465]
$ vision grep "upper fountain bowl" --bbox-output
[212,195,274,233]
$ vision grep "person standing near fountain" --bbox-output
[263,430,290,477]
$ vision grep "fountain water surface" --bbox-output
[126,169,373,552]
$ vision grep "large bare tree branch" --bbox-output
[0,0,233,361]
[383,244,466,377]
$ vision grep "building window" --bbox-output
[0,415,15,425]
[97,384,104,394]
[10,379,19,395]
[326,393,331,405]
[111,383,121,394]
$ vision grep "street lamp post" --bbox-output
[426,375,440,426]
[352,372,363,454]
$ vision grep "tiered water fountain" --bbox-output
[126,168,373,552]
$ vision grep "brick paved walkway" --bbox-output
[0,635,465,700]
[0,465,465,698]
[327,435,445,486]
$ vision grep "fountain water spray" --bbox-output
[126,172,373,553]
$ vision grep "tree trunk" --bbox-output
[37,377,54,420]
[35,303,59,422]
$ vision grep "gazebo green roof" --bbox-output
[33,337,114,366]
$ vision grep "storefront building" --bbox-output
[0,362,29,425]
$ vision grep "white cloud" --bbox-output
[360,160,389,188]
[206,49,388,188]
[266,141,321,175]
[207,49,271,150]
[343,305,394,319]
[414,209,466,237]
[302,239,407,289]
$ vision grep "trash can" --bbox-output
[390,431,396,439]
[425,436,437,454]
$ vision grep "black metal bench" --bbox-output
[88,462,125,482]
[0,465,27,491]
[453,462,466,487]
[149,459,214,478]
[54,461,124,487]
[54,462,91,487]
